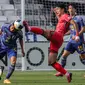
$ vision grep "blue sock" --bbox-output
[6,64,15,79]
[61,57,67,68]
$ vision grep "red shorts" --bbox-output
[49,32,63,53]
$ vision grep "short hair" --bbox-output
[56,3,66,9]
[68,3,76,9]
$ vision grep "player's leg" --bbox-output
[0,52,6,80]
[4,48,17,84]
[23,20,54,40]
[61,50,70,67]
[0,66,4,80]
[60,42,75,68]
[55,42,75,77]
[49,40,72,83]
[79,54,85,64]
[48,52,72,83]
[76,42,85,64]
[55,50,71,77]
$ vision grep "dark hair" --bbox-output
[56,3,66,9]
[68,3,76,9]
[53,3,66,12]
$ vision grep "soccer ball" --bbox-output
[14,20,23,30]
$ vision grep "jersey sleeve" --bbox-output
[64,14,72,22]
[78,17,85,28]
[1,25,6,32]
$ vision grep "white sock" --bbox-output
[0,69,2,75]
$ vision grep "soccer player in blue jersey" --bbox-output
[55,4,85,76]
[0,20,25,84]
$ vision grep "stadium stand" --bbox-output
[0,0,9,4]
[7,16,20,23]
[0,0,85,27]
[0,16,7,26]
[0,5,2,15]
[12,0,85,42]
[1,4,15,16]
[0,0,19,25]
[13,0,85,27]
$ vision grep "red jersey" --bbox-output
[56,14,71,36]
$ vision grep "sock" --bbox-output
[0,68,2,76]
[65,72,70,76]
[52,62,67,75]
[30,26,44,35]
[6,64,15,79]
[0,66,4,77]
[61,57,67,68]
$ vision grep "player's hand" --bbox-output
[72,36,80,42]
[72,36,75,40]
[74,36,80,42]
[22,51,25,57]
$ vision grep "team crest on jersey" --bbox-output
[78,45,84,52]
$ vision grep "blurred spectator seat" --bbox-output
[7,16,20,22]
[0,16,7,26]
[0,0,9,4]
[1,4,16,16]
[0,6,2,15]
[9,0,14,5]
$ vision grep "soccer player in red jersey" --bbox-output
[55,4,85,77]
[23,3,79,83]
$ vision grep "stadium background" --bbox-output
[0,0,85,71]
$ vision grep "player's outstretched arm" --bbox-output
[79,26,85,35]
[19,39,25,57]
[0,29,2,35]
[64,30,70,35]
[69,19,79,42]
[79,18,85,35]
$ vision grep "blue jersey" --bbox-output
[69,16,85,43]
[65,16,85,54]
[0,24,23,49]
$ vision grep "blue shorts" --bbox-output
[0,47,17,59]
[0,52,7,59]
[7,47,17,59]
[65,41,85,54]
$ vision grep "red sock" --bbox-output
[23,21,44,34]
[52,62,67,75]
[30,26,44,35]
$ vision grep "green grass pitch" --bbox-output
[1,71,85,85]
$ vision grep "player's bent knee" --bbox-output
[48,60,56,65]
[10,56,17,64]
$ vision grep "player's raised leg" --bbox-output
[23,20,54,40]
